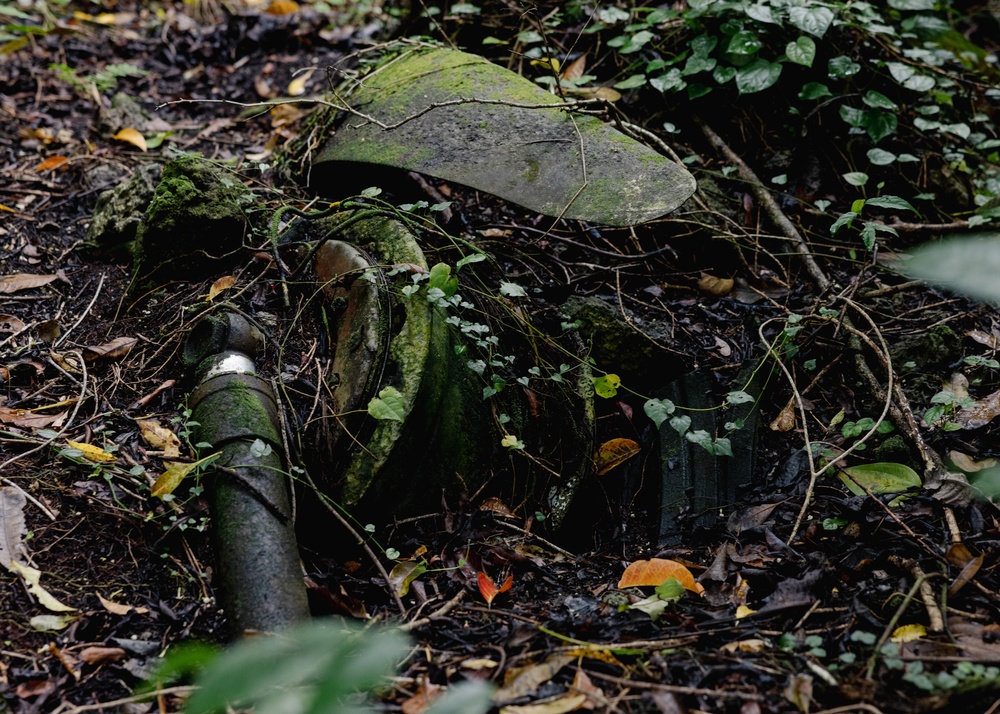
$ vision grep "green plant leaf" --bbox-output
[843,172,869,187]
[726,30,762,58]
[592,374,621,398]
[865,195,917,212]
[735,59,782,94]
[906,236,1000,304]
[499,281,527,298]
[785,36,816,67]
[867,148,897,165]
[828,56,861,78]
[670,414,691,437]
[614,73,647,89]
[799,82,832,100]
[861,109,898,143]
[789,6,835,37]
[726,390,754,405]
[644,398,676,429]
[428,263,458,297]
[838,462,922,497]
[368,386,407,422]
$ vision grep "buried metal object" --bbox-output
[309,47,696,227]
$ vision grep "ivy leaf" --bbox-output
[843,172,869,187]
[735,59,782,94]
[670,414,692,437]
[499,281,527,298]
[368,386,407,422]
[828,56,861,78]
[785,36,816,67]
[861,109,898,143]
[867,148,897,165]
[788,6,834,37]
[799,82,831,100]
[644,398,676,429]
[726,390,754,405]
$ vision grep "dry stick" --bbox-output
[699,121,830,291]
[51,685,195,714]
[888,554,946,633]
[54,272,105,349]
[400,590,466,632]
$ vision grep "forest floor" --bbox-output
[2,2,1000,713]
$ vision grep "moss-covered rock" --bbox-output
[133,156,251,287]
[86,163,162,258]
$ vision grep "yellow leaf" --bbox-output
[265,0,299,14]
[287,68,314,97]
[136,419,182,458]
[698,272,734,296]
[592,438,640,476]
[619,558,704,595]
[111,127,147,152]
[735,605,756,620]
[769,397,796,432]
[9,561,76,612]
[207,275,236,302]
[890,623,926,643]
[65,440,116,463]
[151,453,219,498]
[461,658,499,670]
[721,638,768,654]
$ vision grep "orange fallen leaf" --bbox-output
[477,570,513,605]
[36,156,69,172]
[769,397,796,432]
[79,646,126,665]
[561,53,587,81]
[618,558,704,595]
[111,127,147,152]
[265,0,299,14]
[207,275,236,302]
[593,437,640,476]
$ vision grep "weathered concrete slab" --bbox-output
[314,47,696,227]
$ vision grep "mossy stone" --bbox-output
[133,156,250,287]
[86,163,162,259]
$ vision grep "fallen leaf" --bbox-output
[736,605,756,619]
[137,419,182,458]
[770,397,796,432]
[388,560,427,597]
[65,440,117,463]
[838,462,921,497]
[265,0,299,14]
[956,387,1000,429]
[461,658,499,670]
[29,614,76,631]
[111,127,147,151]
[494,654,574,705]
[966,329,999,349]
[479,497,517,518]
[207,275,236,302]
[0,273,58,294]
[79,646,126,665]
[0,487,28,570]
[0,314,25,333]
[592,438,640,476]
[14,678,55,698]
[561,54,587,81]
[151,453,219,498]
[619,558,704,594]
[0,407,67,429]
[948,450,997,472]
[82,336,137,361]
[36,155,68,172]
[401,679,443,714]
[287,68,314,96]
[10,561,76,612]
[569,86,622,102]
[477,570,513,605]
[891,623,927,643]
[721,638,768,654]
[784,673,813,714]
[97,593,148,615]
[698,273,734,296]
[947,542,983,597]
[499,693,587,714]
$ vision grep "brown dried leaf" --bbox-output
[0,407,67,429]
[97,593,149,615]
[955,387,1000,429]
[948,450,997,473]
[207,275,236,302]
[0,273,58,294]
[697,273,734,296]
[137,419,182,458]
[79,646,126,665]
[592,438,640,476]
[965,329,998,349]
[0,486,28,570]
[561,54,587,81]
[111,127,147,152]
[769,397,796,432]
[479,496,517,518]
[82,336,137,362]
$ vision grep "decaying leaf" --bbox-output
[890,623,927,643]
[0,314,26,333]
[0,273,58,294]
[619,558,704,594]
[151,453,219,498]
[65,440,117,463]
[0,486,28,570]
[97,593,149,615]
[698,272,734,296]
[955,387,1000,429]
[82,336,138,362]
[561,53,587,81]
[770,397,796,432]
[479,497,518,518]
[207,275,236,302]
[494,654,574,706]
[948,450,997,473]
[388,560,427,598]
[592,373,621,398]
[79,646,126,665]
[592,438,641,476]
[0,406,67,429]
[30,614,76,632]
[137,419,182,458]
[477,570,513,605]
[966,329,999,350]
[499,693,588,713]
[36,155,68,172]
[111,127,147,151]
[947,542,984,597]
[10,560,76,612]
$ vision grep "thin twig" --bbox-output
[54,272,105,349]
[53,685,195,714]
